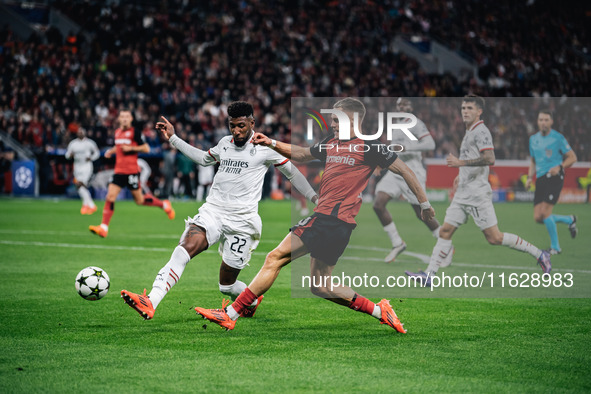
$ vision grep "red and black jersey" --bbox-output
[113,127,145,175]
[310,136,398,224]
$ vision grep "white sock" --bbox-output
[371,304,381,319]
[425,238,453,275]
[100,224,108,232]
[502,233,542,259]
[226,305,240,320]
[383,222,404,247]
[78,186,95,208]
[431,226,441,238]
[219,280,257,305]
[149,246,191,309]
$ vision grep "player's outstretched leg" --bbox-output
[121,289,155,320]
[501,233,551,273]
[219,281,264,318]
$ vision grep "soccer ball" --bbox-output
[75,266,110,301]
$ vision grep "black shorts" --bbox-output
[291,213,356,265]
[110,173,140,190]
[534,171,564,205]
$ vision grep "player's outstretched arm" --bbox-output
[156,116,215,166]
[276,161,318,204]
[446,150,495,167]
[252,132,315,162]
[388,159,435,221]
[402,133,436,152]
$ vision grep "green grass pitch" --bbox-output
[0,197,589,392]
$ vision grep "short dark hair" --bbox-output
[463,94,485,111]
[228,101,254,118]
[333,97,366,121]
[539,109,553,119]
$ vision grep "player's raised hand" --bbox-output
[420,206,436,222]
[446,153,462,167]
[156,116,175,140]
[252,132,271,146]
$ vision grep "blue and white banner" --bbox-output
[12,160,36,196]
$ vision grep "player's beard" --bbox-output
[234,130,252,147]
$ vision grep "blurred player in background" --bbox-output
[89,110,175,238]
[121,101,317,320]
[406,95,551,285]
[526,109,578,255]
[195,98,435,332]
[65,127,100,215]
[373,97,449,263]
[137,157,152,195]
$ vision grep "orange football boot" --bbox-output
[195,299,236,331]
[121,289,155,320]
[377,299,407,333]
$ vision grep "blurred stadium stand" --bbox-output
[0,0,588,197]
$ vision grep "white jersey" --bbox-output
[391,117,430,172]
[65,137,100,181]
[454,120,495,205]
[202,136,290,214]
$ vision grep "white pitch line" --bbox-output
[1,238,590,275]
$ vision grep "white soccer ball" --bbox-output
[75,266,110,301]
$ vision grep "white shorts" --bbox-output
[444,199,498,231]
[375,168,426,205]
[73,165,93,185]
[185,203,262,269]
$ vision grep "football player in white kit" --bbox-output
[373,97,449,263]
[406,95,552,285]
[137,158,152,195]
[65,128,100,215]
[121,101,318,320]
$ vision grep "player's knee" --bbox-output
[486,234,503,245]
[372,200,386,213]
[439,226,453,239]
[534,213,545,224]
[264,248,284,268]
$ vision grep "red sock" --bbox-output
[101,201,114,226]
[232,287,258,314]
[142,194,164,208]
[348,293,375,316]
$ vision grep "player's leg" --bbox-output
[122,223,209,320]
[405,202,463,284]
[534,201,562,253]
[478,198,551,273]
[308,257,406,333]
[373,190,406,263]
[89,181,122,237]
[131,176,175,220]
[218,262,262,317]
[196,232,308,329]
[216,214,265,317]
[533,174,569,253]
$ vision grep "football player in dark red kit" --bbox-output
[195,98,435,332]
[89,110,174,238]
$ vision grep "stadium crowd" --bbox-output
[0,0,588,195]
